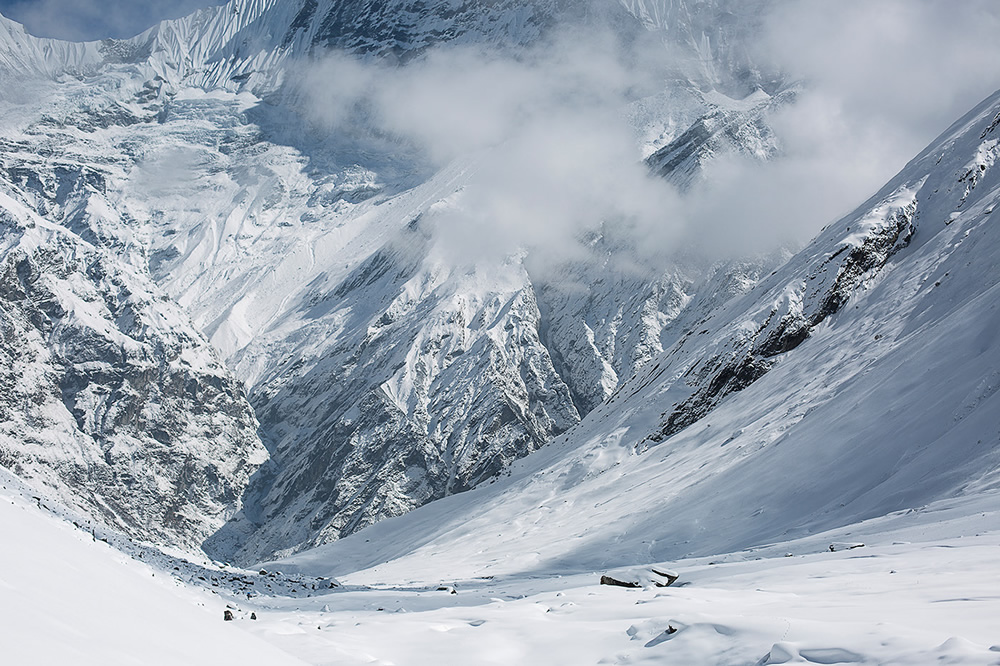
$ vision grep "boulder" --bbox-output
[600,575,641,588]
[600,567,680,589]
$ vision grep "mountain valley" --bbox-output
[1,1,999,664]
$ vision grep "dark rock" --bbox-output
[651,568,680,587]
[602,567,680,588]
[223,610,234,621]
[600,575,641,589]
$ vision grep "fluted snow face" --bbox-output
[0,0,774,93]
[0,0,789,560]
[0,13,103,78]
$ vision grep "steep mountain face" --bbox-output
[0,0,632,93]
[1,0,775,95]
[275,87,1000,580]
[0,183,267,551]
[621,0,777,95]
[205,221,783,562]
[531,242,783,417]
[0,0,790,561]
[646,87,794,188]
[206,237,585,560]
[295,0,624,56]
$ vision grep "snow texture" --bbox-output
[0,0,789,561]
[1,2,999,664]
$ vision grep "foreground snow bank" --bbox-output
[249,494,1000,665]
[0,473,304,666]
[4,468,999,665]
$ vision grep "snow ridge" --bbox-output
[276,87,1000,583]
[0,0,791,560]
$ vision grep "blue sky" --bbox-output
[0,0,227,41]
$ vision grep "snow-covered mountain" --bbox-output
[0,163,266,552]
[276,84,1000,581]
[5,82,1000,663]
[0,0,763,94]
[0,0,791,560]
[3,2,1000,663]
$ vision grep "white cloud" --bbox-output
[696,0,1000,251]
[297,27,685,268]
[762,0,1000,142]
[16,0,997,264]
[273,1,1000,266]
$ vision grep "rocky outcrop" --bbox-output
[647,187,917,443]
[0,185,268,551]
[620,84,1000,450]
[533,238,781,417]
[647,89,794,188]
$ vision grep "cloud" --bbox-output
[688,0,1000,254]
[0,0,227,41]
[5,0,999,266]
[761,0,1000,143]
[297,27,685,269]
[294,0,1000,270]
[675,92,912,257]
[17,0,995,267]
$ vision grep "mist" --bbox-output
[297,27,684,269]
[294,0,1000,268]
[691,0,1000,255]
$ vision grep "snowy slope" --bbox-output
[251,495,1000,665]
[14,451,1000,666]
[0,0,793,561]
[0,14,103,79]
[271,88,1000,585]
[0,471,306,666]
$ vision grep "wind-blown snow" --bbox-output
[0,471,305,666]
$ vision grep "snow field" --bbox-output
[5,465,1000,665]
[0,476,305,665]
[242,500,1000,665]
